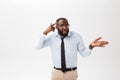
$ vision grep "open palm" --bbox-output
[91,37,109,47]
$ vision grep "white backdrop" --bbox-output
[0,0,120,80]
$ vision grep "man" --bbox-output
[36,18,109,80]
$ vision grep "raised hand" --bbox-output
[90,37,109,49]
[43,23,56,35]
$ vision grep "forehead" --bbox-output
[57,20,68,24]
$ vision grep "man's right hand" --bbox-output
[43,23,56,35]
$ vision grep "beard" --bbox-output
[58,29,69,37]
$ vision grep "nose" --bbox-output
[63,26,68,30]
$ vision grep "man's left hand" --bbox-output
[89,37,109,49]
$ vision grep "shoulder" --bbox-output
[70,31,82,38]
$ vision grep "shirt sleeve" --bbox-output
[35,34,51,49]
[77,35,92,57]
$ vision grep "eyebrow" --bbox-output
[57,23,68,25]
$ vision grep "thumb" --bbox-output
[95,37,102,41]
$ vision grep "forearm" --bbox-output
[79,47,92,57]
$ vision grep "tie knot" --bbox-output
[61,36,65,40]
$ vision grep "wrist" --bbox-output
[43,31,48,35]
[89,44,94,50]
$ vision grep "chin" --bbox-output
[62,33,67,36]
[63,31,69,36]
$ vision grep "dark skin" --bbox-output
[43,19,109,49]
[56,20,69,36]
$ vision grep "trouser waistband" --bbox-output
[54,67,77,72]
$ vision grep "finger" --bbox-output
[95,37,102,41]
[101,41,109,45]
[53,23,57,29]
[50,23,52,25]
[52,22,57,26]
[49,23,55,30]
[100,45,105,47]
[49,23,55,26]
[52,27,55,31]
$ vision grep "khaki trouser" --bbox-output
[51,68,78,80]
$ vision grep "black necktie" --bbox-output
[61,37,66,72]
